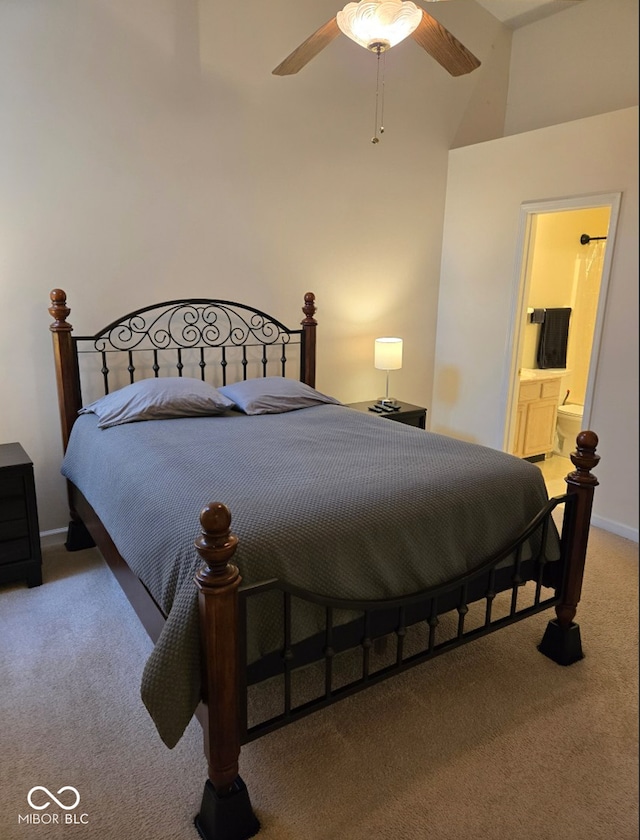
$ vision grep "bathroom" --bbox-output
[516,205,610,489]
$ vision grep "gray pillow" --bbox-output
[79,377,235,429]
[218,376,341,415]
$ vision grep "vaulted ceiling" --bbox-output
[473,0,585,29]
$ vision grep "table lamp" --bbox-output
[374,337,403,406]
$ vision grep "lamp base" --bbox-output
[376,397,400,408]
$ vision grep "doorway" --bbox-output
[503,193,621,470]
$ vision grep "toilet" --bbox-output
[555,403,583,456]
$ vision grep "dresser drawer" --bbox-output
[0,517,29,541]
[0,473,25,500]
[0,536,31,566]
[0,495,28,523]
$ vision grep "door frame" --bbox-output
[502,191,622,454]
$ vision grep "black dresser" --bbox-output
[0,443,43,587]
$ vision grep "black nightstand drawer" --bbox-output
[0,496,27,523]
[0,443,42,587]
[0,536,30,565]
[0,517,29,541]
[0,474,25,500]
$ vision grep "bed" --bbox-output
[48,288,599,840]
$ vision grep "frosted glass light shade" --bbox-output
[374,337,403,370]
[337,0,423,52]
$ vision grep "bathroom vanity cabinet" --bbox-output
[512,374,562,460]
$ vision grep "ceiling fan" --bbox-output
[272,0,481,77]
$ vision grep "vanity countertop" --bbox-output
[520,368,569,382]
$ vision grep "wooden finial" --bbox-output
[567,430,600,488]
[49,288,72,332]
[194,502,239,587]
[301,291,317,326]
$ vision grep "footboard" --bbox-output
[193,431,599,839]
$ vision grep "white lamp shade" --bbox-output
[374,337,403,370]
[337,0,423,51]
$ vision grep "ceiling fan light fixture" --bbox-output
[337,0,423,52]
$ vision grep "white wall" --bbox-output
[0,0,507,534]
[432,107,638,540]
[505,0,639,135]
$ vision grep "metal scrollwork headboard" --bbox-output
[49,290,317,450]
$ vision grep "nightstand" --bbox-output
[346,400,427,429]
[0,443,43,588]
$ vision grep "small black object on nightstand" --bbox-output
[347,400,427,429]
[0,443,43,587]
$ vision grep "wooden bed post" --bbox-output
[300,291,317,388]
[48,289,82,453]
[193,503,260,840]
[49,289,96,551]
[538,430,600,666]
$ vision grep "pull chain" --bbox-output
[371,47,386,144]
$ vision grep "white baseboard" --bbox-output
[591,514,639,544]
[40,528,68,548]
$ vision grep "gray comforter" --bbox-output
[61,404,558,747]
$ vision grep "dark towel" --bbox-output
[537,308,571,369]
[531,308,545,324]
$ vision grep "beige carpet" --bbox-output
[0,527,637,840]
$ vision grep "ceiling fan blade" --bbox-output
[410,9,480,76]
[273,17,341,75]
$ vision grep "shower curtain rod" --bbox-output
[580,233,607,245]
